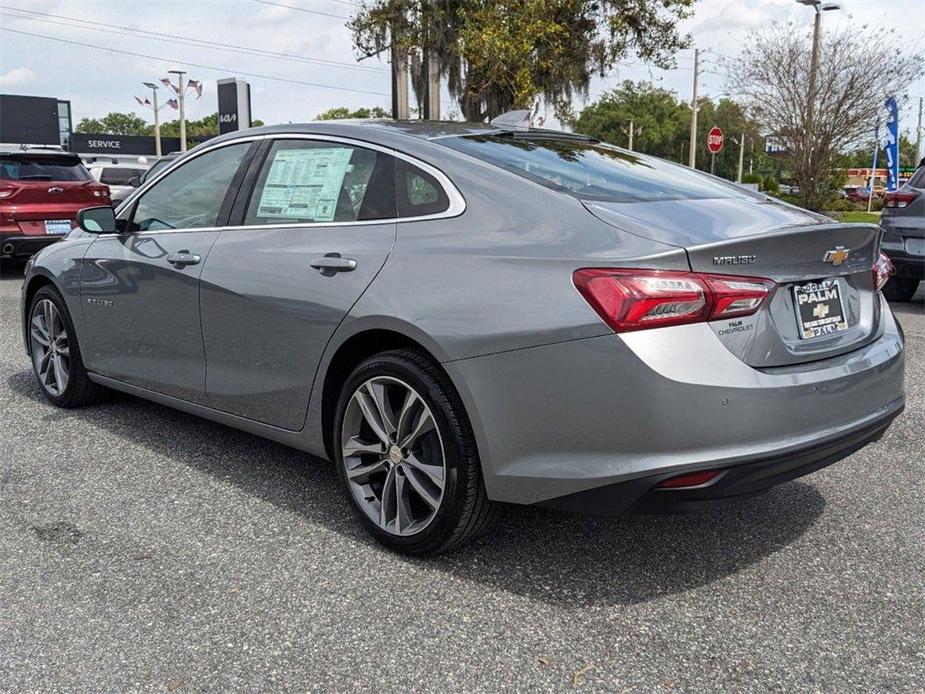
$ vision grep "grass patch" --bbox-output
[825,211,881,224]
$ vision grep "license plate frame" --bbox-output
[44,219,71,235]
[793,278,849,340]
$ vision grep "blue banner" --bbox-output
[884,96,899,192]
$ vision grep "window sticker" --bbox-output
[256,147,354,222]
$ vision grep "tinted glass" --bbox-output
[245,140,396,225]
[440,135,746,203]
[908,166,925,189]
[396,160,449,217]
[131,143,249,231]
[100,168,145,185]
[1,155,92,182]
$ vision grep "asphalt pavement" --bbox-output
[1,262,923,692]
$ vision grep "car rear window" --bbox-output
[439,134,746,203]
[1,155,92,182]
[908,166,925,189]
[99,167,145,185]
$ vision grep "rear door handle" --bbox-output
[310,253,357,275]
[167,251,201,267]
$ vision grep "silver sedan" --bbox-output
[21,121,905,554]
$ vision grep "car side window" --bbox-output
[130,143,250,231]
[396,160,450,217]
[244,140,396,225]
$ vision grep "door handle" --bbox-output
[167,251,201,268]
[310,253,357,276]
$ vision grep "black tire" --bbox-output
[28,285,106,408]
[882,277,920,302]
[334,349,497,555]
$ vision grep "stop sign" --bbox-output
[707,126,724,154]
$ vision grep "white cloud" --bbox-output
[0,67,38,88]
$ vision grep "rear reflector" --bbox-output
[884,191,919,208]
[873,251,894,291]
[573,268,776,332]
[657,469,722,489]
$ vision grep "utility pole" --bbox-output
[142,82,162,157]
[168,70,187,152]
[421,1,439,120]
[688,48,700,169]
[735,134,745,183]
[628,119,634,151]
[915,96,923,166]
[390,45,409,120]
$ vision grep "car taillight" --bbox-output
[90,184,110,198]
[884,191,919,208]
[873,251,894,291]
[573,268,776,332]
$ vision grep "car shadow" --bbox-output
[6,368,825,608]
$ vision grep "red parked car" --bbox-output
[1,149,110,261]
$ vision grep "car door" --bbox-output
[199,137,398,430]
[79,140,255,403]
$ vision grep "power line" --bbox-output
[0,27,390,97]
[0,4,386,73]
[253,0,350,20]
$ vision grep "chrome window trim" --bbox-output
[116,132,466,236]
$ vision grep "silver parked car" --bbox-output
[21,121,905,554]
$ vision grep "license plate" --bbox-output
[44,219,71,235]
[793,279,849,339]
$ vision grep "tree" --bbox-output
[567,81,771,179]
[350,0,694,122]
[75,112,149,136]
[567,81,688,159]
[726,24,923,210]
[76,111,265,139]
[316,106,389,120]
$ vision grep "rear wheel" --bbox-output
[28,286,105,407]
[334,349,496,555]
[883,277,919,302]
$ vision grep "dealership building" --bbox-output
[1,80,251,164]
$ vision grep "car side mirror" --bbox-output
[77,206,118,234]
[129,175,141,187]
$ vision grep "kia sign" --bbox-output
[707,126,724,155]
[217,78,252,135]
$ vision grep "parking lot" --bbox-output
[0,263,922,692]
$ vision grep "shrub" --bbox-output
[762,176,779,193]
[742,173,763,185]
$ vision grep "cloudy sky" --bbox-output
[1,0,923,136]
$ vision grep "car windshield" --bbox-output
[1,155,92,182]
[440,134,749,203]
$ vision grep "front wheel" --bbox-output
[334,350,496,555]
[28,285,105,407]
[882,277,920,303]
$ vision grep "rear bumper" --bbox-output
[881,228,924,280]
[446,298,905,506]
[882,249,924,280]
[541,406,900,514]
[1,233,65,258]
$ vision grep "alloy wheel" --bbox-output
[30,299,70,396]
[341,376,446,536]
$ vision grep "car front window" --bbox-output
[130,143,250,231]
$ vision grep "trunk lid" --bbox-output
[584,196,883,367]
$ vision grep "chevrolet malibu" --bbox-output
[21,121,905,554]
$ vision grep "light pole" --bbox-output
[167,70,187,152]
[142,82,162,157]
[797,0,841,193]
